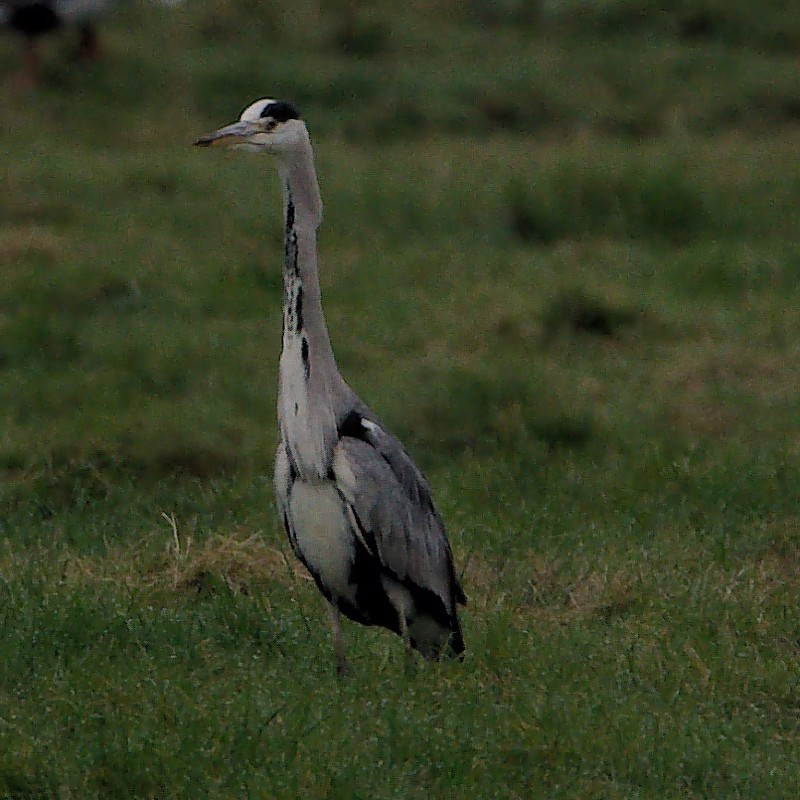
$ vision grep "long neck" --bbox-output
[275,131,350,478]
[277,135,337,378]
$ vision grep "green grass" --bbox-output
[2,1,800,796]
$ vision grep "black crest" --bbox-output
[261,101,301,122]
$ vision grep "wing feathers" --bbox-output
[333,415,466,612]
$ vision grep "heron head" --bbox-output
[194,98,305,154]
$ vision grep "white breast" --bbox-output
[288,480,356,603]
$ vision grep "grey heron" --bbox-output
[195,99,466,673]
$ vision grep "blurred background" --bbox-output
[2,0,799,503]
[1,3,800,794]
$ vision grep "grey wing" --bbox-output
[332,416,466,611]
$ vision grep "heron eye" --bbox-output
[263,118,277,131]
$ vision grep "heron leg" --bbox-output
[382,578,415,663]
[397,611,412,655]
[329,605,348,676]
[77,23,100,61]
[19,39,40,90]
[395,610,419,676]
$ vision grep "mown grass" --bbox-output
[2,0,800,797]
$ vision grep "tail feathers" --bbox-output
[381,572,465,661]
[455,582,468,607]
[409,613,465,661]
[447,624,466,660]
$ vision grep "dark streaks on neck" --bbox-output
[284,191,299,278]
[301,336,310,380]
[282,189,304,344]
[285,188,295,231]
[295,285,304,332]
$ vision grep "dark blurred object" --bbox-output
[1,0,108,87]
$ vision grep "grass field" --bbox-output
[2,1,800,797]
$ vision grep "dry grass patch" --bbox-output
[0,525,312,601]
[463,551,644,624]
[656,336,798,437]
[153,514,309,597]
[0,228,66,264]
[464,528,800,637]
